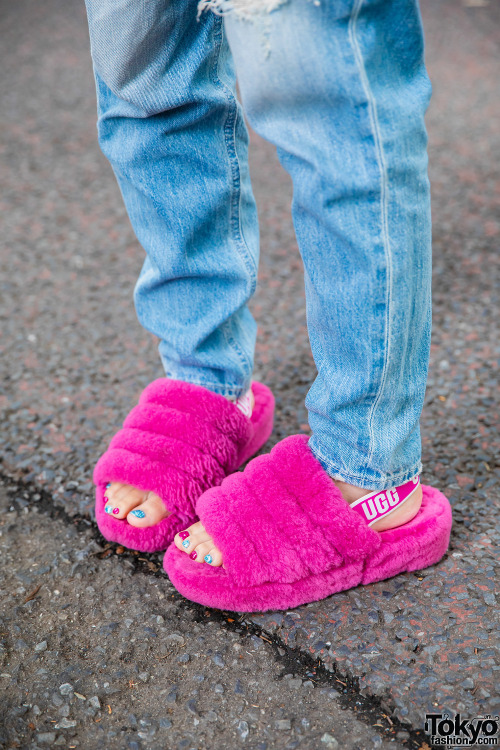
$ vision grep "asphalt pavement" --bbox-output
[1,0,499,748]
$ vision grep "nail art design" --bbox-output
[130,509,145,518]
[112,507,120,515]
[189,550,197,560]
[104,496,109,502]
[106,483,111,489]
[105,505,112,514]
[182,539,190,549]
[204,554,213,564]
[179,531,190,540]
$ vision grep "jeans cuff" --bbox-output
[308,439,422,491]
[161,368,251,400]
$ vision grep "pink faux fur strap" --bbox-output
[349,476,421,527]
[196,435,382,588]
[93,378,255,518]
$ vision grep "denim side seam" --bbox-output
[211,17,257,393]
[348,0,394,488]
[213,19,258,285]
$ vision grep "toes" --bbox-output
[188,542,223,567]
[174,523,223,567]
[202,546,223,567]
[174,521,212,554]
[103,484,147,519]
[126,492,170,528]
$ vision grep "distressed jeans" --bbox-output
[85,0,432,490]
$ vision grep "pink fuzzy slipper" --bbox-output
[93,379,274,552]
[163,434,452,612]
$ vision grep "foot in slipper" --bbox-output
[165,434,452,612]
[93,378,274,552]
[103,389,255,527]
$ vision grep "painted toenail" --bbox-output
[204,554,213,564]
[112,507,120,515]
[130,509,146,518]
[106,483,111,488]
[104,496,108,502]
[105,505,112,514]
[189,550,197,560]
[182,539,190,549]
[179,531,190,540]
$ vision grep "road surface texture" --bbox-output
[1,0,499,748]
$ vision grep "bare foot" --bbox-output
[173,473,423,567]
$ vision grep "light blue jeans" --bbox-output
[85,0,432,490]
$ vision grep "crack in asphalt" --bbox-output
[1,472,432,749]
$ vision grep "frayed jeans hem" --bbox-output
[161,368,252,400]
[308,441,422,491]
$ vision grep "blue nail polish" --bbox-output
[182,539,190,549]
[105,505,112,514]
[106,483,111,488]
[130,509,146,518]
[204,554,213,564]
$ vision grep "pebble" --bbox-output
[275,720,292,730]
[177,654,190,664]
[321,733,339,748]
[54,718,77,729]
[234,679,245,694]
[214,684,224,694]
[34,641,48,652]
[88,696,101,709]
[288,678,302,689]
[59,682,73,695]
[206,710,218,722]
[166,688,177,704]
[212,654,225,667]
[462,678,474,689]
[37,733,56,744]
[165,633,185,646]
[159,718,172,729]
[237,720,249,740]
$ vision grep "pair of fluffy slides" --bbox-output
[94,379,452,612]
